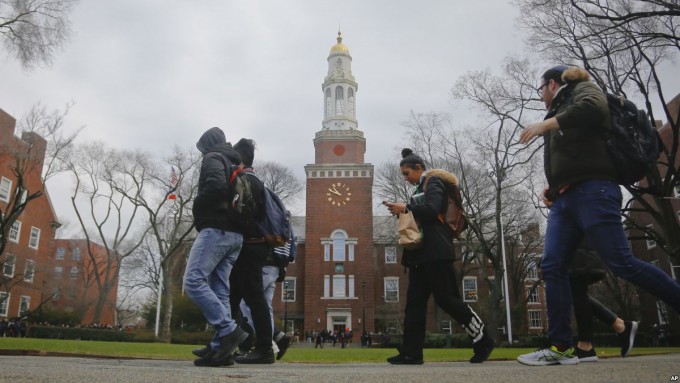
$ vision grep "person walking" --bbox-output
[517,65,680,366]
[184,127,249,367]
[383,148,495,365]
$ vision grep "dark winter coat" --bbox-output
[192,127,243,233]
[543,67,617,197]
[401,169,458,267]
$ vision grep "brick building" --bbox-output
[0,108,60,321]
[47,239,119,325]
[269,34,548,339]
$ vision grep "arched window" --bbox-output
[325,88,332,117]
[331,230,347,261]
[335,86,344,115]
[348,88,355,118]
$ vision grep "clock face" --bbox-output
[326,182,351,206]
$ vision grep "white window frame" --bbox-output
[18,295,30,316]
[29,227,40,249]
[528,310,543,329]
[282,278,296,302]
[56,247,65,260]
[69,266,78,279]
[324,275,330,297]
[0,177,11,202]
[526,287,540,304]
[384,277,399,302]
[463,276,478,302]
[385,246,397,264]
[0,292,9,316]
[3,254,16,277]
[332,275,346,298]
[54,266,63,279]
[348,275,355,298]
[72,247,81,261]
[646,224,656,249]
[8,220,21,243]
[525,255,539,280]
[324,243,330,262]
[441,320,452,334]
[23,259,35,283]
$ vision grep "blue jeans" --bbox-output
[183,228,243,350]
[542,179,680,346]
[240,265,279,335]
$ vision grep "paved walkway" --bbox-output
[0,353,679,382]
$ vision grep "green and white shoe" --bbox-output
[517,346,580,366]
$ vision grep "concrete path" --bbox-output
[0,354,679,383]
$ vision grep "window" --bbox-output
[461,246,476,264]
[324,275,330,297]
[23,260,35,283]
[526,257,538,280]
[385,247,397,264]
[29,227,40,249]
[384,277,399,302]
[0,177,11,202]
[441,320,452,334]
[54,266,63,279]
[348,275,355,297]
[72,248,81,261]
[348,243,355,262]
[348,88,355,117]
[69,266,78,279]
[528,310,543,329]
[646,224,656,249]
[463,276,478,302]
[9,220,21,243]
[282,278,296,302]
[56,247,65,260]
[335,86,344,115]
[3,254,16,277]
[0,292,9,316]
[325,88,332,117]
[18,295,30,316]
[324,244,330,262]
[332,231,346,261]
[332,275,346,298]
[527,287,540,304]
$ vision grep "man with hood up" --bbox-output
[183,127,249,367]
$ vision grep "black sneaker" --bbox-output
[212,327,249,363]
[618,320,638,357]
[470,332,495,363]
[193,350,235,367]
[276,335,291,360]
[574,347,598,362]
[387,354,424,365]
[235,349,275,364]
[192,345,211,358]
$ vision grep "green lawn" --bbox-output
[0,338,678,363]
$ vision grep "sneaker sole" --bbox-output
[578,356,598,362]
[622,321,638,358]
[517,356,580,366]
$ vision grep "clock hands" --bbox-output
[328,187,341,196]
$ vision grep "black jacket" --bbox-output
[193,127,243,233]
[401,174,455,266]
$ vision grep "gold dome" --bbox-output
[330,31,349,54]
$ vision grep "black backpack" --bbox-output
[605,93,662,186]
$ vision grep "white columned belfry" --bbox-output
[322,31,358,131]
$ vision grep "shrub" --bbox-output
[28,325,135,342]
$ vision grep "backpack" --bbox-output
[273,230,297,265]
[206,153,258,230]
[423,174,469,239]
[246,171,293,247]
[605,93,662,186]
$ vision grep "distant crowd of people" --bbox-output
[0,319,26,338]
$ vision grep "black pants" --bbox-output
[402,261,484,358]
[230,243,272,352]
[570,276,618,342]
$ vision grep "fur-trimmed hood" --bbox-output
[425,169,459,187]
[562,67,591,84]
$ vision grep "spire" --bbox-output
[330,30,349,54]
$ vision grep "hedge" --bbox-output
[28,325,136,342]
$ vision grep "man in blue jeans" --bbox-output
[518,65,680,366]
[183,127,249,367]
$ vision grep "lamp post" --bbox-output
[361,280,366,335]
[283,280,290,334]
[499,215,513,345]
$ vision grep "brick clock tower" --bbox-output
[303,32,375,334]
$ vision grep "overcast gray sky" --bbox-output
[1,1,529,220]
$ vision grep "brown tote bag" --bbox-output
[398,210,422,249]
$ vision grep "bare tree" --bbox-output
[63,141,148,324]
[0,0,78,70]
[516,0,680,265]
[254,160,304,204]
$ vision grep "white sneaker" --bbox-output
[517,346,580,366]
